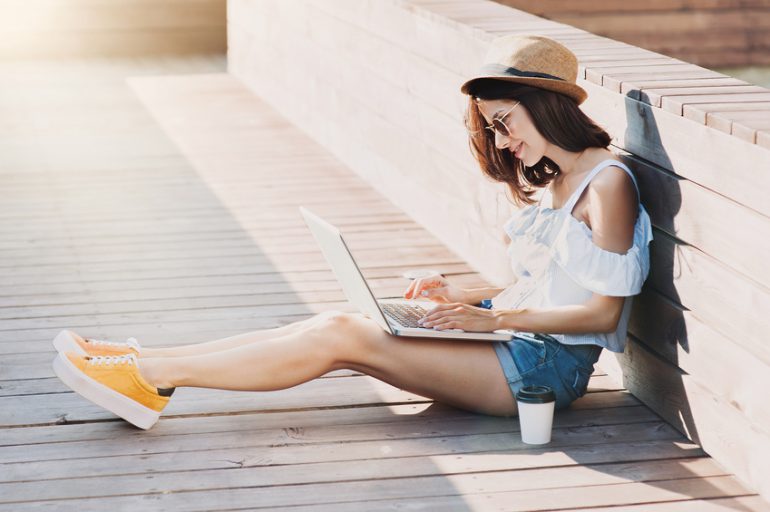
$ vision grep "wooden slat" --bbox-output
[705,109,770,134]
[2,471,748,511]
[585,64,714,85]
[758,130,770,150]
[620,77,750,98]
[262,483,766,512]
[1,448,712,505]
[732,118,770,143]
[661,92,770,115]
[0,264,476,307]
[683,101,770,124]
[0,393,641,458]
[575,496,770,512]
[638,85,769,109]
[1,420,680,492]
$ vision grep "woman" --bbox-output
[51,35,653,430]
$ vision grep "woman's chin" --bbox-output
[519,152,541,167]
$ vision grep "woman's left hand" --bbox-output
[418,303,501,332]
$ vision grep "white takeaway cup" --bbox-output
[516,385,556,445]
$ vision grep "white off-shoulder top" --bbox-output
[491,159,654,353]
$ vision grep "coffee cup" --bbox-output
[516,385,556,445]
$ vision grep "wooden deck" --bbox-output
[1,57,767,511]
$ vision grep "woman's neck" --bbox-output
[546,146,588,177]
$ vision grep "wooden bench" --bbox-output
[228,0,770,500]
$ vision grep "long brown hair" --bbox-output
[464,79,611,206]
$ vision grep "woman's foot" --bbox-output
[52,352,173,430]
[53,330,141,357]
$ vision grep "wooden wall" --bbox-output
[0,0,226,59]
[228,0,770,500]
[493,0,770,67]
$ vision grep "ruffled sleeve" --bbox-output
[548,205,654,296]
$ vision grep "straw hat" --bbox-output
[460,35,587,105]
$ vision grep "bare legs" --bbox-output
[139,314,325,358]
[137,311,518,417]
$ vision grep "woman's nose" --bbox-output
[494,130,510,150]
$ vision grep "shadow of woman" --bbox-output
[615,88,694,443]
[563,89,755,509]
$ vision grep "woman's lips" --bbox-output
[514,142,524,158]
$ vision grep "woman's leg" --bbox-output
[138,311,518,417]
[139,313,332,358]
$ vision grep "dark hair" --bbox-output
[464,79,612,206]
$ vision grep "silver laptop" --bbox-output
[299,207,517,341]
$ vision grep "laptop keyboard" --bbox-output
[381,302,429,328]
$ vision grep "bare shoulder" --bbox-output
[588,163,637,207]
[586,163,638,253]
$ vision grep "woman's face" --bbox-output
[476,99,546,167]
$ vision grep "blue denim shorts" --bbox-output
[493,333,602,410]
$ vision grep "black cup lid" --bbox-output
[515,385,556,404]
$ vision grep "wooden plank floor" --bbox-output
[0,56,767,511]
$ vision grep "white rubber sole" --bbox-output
[52,352,160,430]
[52,330,86,356]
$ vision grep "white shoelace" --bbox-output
[86,354,138,366]
[87,337,140,351]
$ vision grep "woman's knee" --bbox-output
[311,311,385,365]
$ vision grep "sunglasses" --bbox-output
[483,101,520,138]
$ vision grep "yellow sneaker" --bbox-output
[53,330,141,357]
[52,352,173,430]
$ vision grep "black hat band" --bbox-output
[479,63,566,82]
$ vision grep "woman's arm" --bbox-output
[462,286,507,305]
[404,275,507,305]
[419,293,624,333]
[494,293,625,334]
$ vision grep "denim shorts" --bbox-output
[493,333,602,410]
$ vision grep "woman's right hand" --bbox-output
[403,274,468,304]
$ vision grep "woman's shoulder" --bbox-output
[581,174,642,261]
[581,151,637,203]
[588,163,636,198]
[585,149,631,177]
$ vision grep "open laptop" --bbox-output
[299,207,517,341]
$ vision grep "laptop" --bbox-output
[299,207,518,342]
